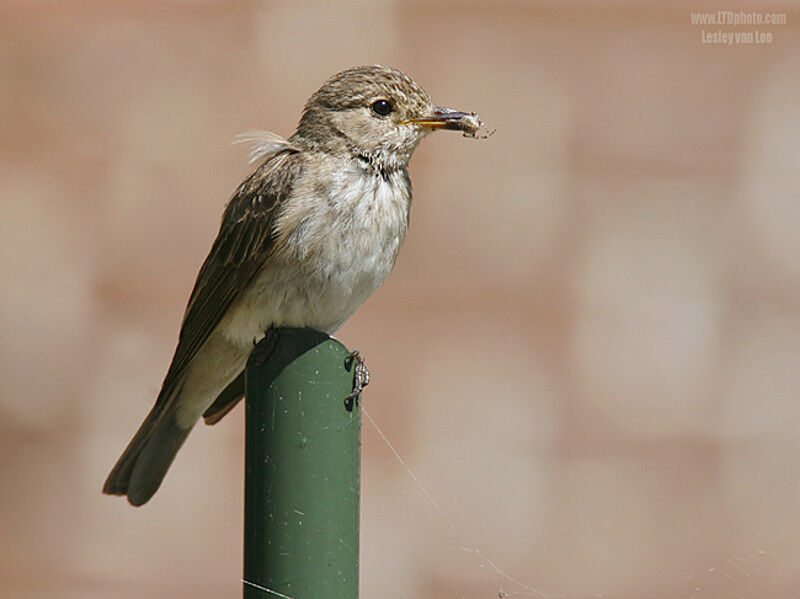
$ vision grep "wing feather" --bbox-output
[157,149,303,404]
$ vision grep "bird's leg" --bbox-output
[344,350,369,410]
[250,326,279,366]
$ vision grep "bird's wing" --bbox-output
[157,148,303,404]
[202,371,244,425]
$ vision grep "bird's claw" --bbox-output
[344,350,369,410]
[250,326,278,366]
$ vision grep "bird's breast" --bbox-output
[220,165,411,345]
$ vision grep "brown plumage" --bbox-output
[103,65,482,506]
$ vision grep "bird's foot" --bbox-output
[344,350,369,410]
[250,326,279,366]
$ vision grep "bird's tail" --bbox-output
[103,394,191,507]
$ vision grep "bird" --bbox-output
[103,65,484,506]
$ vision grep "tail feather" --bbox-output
[103,381,192,506]
[103,407,191,506]
[102,403,163,497]
[127,418,191,506]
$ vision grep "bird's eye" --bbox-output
[370,99,394,117]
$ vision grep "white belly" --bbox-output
[218,165,410,346]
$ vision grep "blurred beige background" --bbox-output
[2,1,800,597]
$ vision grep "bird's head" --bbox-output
[294,65,477,171]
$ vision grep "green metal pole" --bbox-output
[243,328,361,599]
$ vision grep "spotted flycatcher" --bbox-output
[103,65,485,506]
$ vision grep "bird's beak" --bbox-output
[409,107,474,131]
